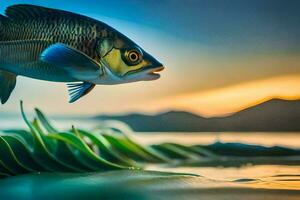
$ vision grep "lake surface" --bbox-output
[133,132,300,148]
[1,116,300,196]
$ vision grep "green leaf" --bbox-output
[35,108,58,133]
[76,129,140,167]
[0,101,216,178]
[0,136,31,174]
[47,130,130,170]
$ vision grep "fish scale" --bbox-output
[0,4,164,104]
[3,14,105,60]
[0,8,109,78]
[0,40,76,82]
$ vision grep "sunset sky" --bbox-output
[1,0,300,117]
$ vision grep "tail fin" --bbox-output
[0,14,8,41]
[0,70,17,104]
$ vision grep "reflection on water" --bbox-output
[137,132,300,190]
[0,169,299,200]
[147,165,300,190]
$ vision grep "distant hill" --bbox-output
[94,99,300,132]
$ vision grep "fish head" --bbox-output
[99,35,164,83]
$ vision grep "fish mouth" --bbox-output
[146,65,165,80]
[144,65,165,81]
[124,65,165,81]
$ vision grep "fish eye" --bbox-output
[124,48,143,65]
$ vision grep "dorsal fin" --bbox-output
[5,4,98,23]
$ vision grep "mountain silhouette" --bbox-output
[94,99,300,132]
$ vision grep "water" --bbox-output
[133,132,300,148]
[1,169,298,200]
[1,116,300,193]
[134,132,300,190]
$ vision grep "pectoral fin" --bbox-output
[0,70,16,104]
[67,82,95,103]
[40,43,101,81]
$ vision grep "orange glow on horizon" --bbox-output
[147,75,300,117]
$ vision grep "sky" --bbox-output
[0,0,300,117]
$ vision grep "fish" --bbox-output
[0,4,164,104]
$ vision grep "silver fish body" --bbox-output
[0,5,117,81]
[0,4,164,104]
